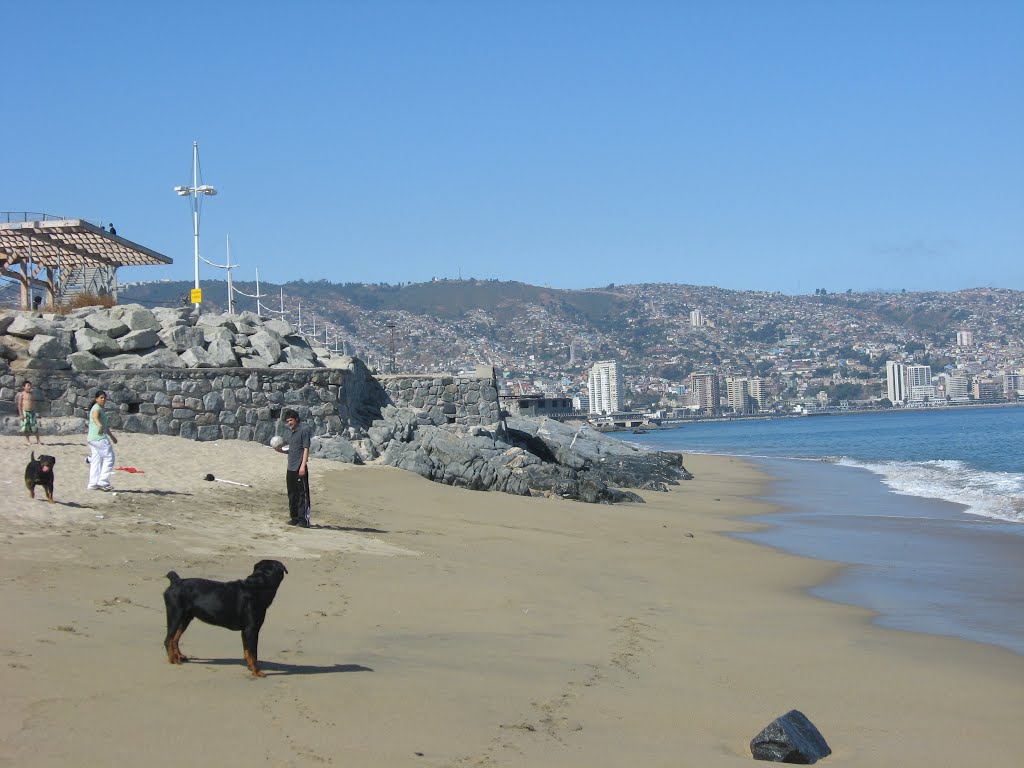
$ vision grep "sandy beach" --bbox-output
[1,433,1021,767]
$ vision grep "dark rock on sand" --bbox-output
[750,709,831,763]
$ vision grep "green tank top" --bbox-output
[88,403,108,442]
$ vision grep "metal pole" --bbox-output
[225,235,234,315]
[255,266,262,315]
[192,141,200,312]
[386,322,397,373]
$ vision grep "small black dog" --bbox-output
[163,559,288,677]
[25,452,56,503]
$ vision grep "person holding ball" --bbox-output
[274,409,311,527]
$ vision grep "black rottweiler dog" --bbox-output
[163,559,288,677]
[25,452,56,503]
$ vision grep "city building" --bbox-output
[885,361,907,404]
[956,330,974,347]
[749,377,768,412]
[725,377,751,414]
[588,360,623,415]
[689,372,720,414]
[973,377,1001,401]
[941,373,971,402]
[689,309,704,328]
[1003,372,1023,398]
[906,364,934,402]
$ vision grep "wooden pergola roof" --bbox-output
[0,217,172,308]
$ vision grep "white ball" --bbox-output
[270,435,285,449]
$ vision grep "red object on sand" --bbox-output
[114,467,144,473]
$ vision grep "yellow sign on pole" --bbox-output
[190,288,203,304]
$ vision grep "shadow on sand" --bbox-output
[188,657,373,676]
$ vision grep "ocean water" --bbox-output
[626,407,1024,654]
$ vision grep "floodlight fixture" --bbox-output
[173,141,217,310]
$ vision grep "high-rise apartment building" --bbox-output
[1003,373,1023,397]
[689,309,704,328]
[885,361,907,404]
[726,377,751,414]
[906,364,934,402]
[749,377,768,412]
[941,373,970,402]
[956,330,974,347]
[588,360,623,415]
[689,372,720,413]
[973,378,1001,401]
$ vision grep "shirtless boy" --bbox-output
[16,381,42,445]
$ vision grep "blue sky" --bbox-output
[4,1,1022,294]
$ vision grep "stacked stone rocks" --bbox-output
[0,305,329,372]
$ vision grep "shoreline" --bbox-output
[1,436,1021,766]
[740,455,1024,656]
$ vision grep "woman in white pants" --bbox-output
[87,390,118,491]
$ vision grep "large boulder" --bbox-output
[142,348,186,368]
[196,314,238,333]
[505,417,692,490]
[103,353,148,370]
[200,325,235,344]
[6,315,52,339]
[158,325,206,352]
[68,351,109,371]
[750,710,831,764]
[180,346,214,368]
[205,338,239,367]
[84,312,130,338]
[249,331,282,365]
[117,329,160,352]
[74,327,121,356]
[311,435,363,464]
[264,318,293,337]
[28,334,73,359]
[117,305,161,332]
[152,306,192,328]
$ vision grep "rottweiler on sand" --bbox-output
[25,452,56,503]
[163,559,288,677]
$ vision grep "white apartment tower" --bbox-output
[886,361,907,404]
[689,309,704,328]
[588,360,623,415]
[906,364,934,402]
[956,330,974,347]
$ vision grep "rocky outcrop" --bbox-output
[0,306,333,370]
[750,710,831,764]
[355,407,690,504]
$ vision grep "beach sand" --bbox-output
[1,434,1020,767]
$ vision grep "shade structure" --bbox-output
[0,216,173,308]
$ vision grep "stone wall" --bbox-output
[0,365,501,443]
[378,374,501,427]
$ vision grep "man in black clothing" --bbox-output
[275,409,312,527]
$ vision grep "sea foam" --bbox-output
[839,457,1024,523]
